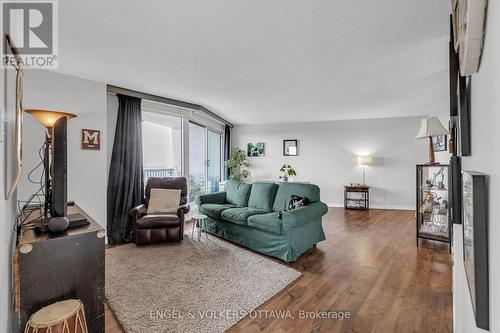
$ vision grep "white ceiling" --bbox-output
[57,0,451,125]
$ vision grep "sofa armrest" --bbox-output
[129,204,147,218]
[282,202,328,228]
[177,203,190,218]
[195,191,227,207]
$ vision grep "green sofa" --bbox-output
[195,180,328,262]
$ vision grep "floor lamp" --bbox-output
[24,109,76,217]
[358,155,372,186]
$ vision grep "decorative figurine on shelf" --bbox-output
[423,179,432,190]
[432,167,446,189]
[438,200,448,215]
[420,192,436,213]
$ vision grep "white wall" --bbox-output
[19,70,107,227]
[1,68,20,332]
[233,116,439,210]
[453,2,500,332]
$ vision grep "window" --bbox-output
[142,112,182,182]
[139,101,225,203]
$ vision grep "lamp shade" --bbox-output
[24,109,77,128]
[358,155,372,166]
[415,117,448,139]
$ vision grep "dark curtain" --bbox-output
[107,94,143,244]
[224,125,231,180]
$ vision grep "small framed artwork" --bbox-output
[247,143,265,157]
[81,129,101,150]
[283,139,298,156]
[432,135,447,152]
[462,171,489,330]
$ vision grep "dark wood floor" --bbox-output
[105,208,452,333]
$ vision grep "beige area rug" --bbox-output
[106,235,302,333]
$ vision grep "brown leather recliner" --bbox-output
[129,177,190,245]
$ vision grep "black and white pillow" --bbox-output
[288,195,310,210]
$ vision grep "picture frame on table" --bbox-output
[432,135,447,152]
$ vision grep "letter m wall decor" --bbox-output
[81,129,101,150]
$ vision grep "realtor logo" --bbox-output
[2,0,58,68]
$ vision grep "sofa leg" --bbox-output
[312,244,317,249]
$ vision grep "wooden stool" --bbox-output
[24,299,88,333]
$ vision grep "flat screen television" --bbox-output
[51,117,67,217]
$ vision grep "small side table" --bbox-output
[344,185,370,210]
[191,214,209,241]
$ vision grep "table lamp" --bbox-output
[415,117,448,165]
[358,155,372,185]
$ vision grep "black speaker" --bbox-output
[51,117,68,217]
[48,216,69,233]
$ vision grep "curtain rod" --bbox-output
[106,85,233,127]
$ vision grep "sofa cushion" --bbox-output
[221,207,267,225]
[247,183,279,212]
[225,180,252,207]
[247,212,282,235]
[200,203,236,220]
[272,183,321,212]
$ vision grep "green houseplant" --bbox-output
[280,164,297,181]
[224,147,250,182]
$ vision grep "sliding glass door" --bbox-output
[188,122,206,202]
[141,106,223,202]
[207,130,222,193]
[188,122,222,202]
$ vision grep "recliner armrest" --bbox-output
[282,202,328,228]
[129,204,147,218]
[177,203,190,217]
[195,191,227,207]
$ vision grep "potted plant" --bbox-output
[280,164,297,182]
[224,147,251,182]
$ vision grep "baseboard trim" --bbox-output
[326,203,415,211]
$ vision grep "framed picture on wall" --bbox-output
[283,139,298,156]
[462,171,489,330]
[81,129,101,150]
[432,135,447,152]
[458,75,472,156]
[247,143,265,157]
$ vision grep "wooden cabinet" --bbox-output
[13,205,105,332]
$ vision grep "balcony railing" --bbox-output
[143,168,176,182]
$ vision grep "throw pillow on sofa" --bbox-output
[288,195,310,210]
[225,180,252,207]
